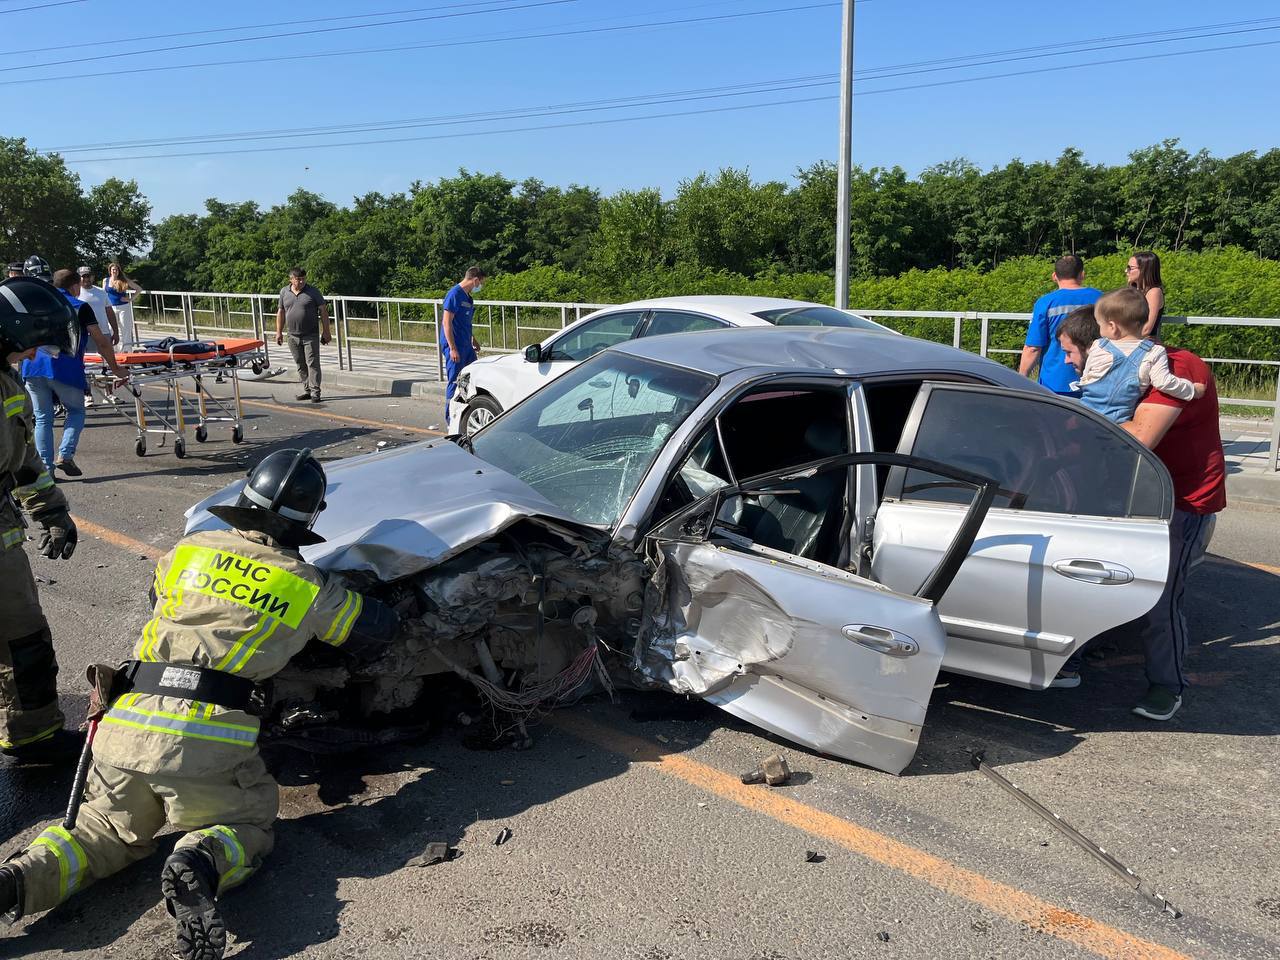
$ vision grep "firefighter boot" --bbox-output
[161,846,225,960]
[0,865,20,922]
[1,728,83,766]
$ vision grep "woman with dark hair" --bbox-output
[1126,250,1164,339]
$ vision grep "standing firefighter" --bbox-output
[0,276,82,763]
[0,449,400,960]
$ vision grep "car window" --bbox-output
[545,310,646,362]
[894,388,1164,519]
[470,352,714,527]
[754,306,888,331]
[650,385,850,530]
[642,310,729,338]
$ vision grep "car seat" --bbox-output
[734,419,847,564]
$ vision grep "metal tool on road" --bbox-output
[62,719,98,831]
[970,751,1181,918]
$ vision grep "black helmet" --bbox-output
[208,448,328,547]
[23,255,52,280]
[0,276,80,358]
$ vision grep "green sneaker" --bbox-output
[1132,685,1182,721]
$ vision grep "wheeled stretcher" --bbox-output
[84,337,267,459]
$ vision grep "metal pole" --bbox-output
[834,0,855,309]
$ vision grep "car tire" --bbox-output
[462,395,503,436]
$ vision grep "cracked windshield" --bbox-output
[469,353,715,526]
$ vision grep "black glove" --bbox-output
[38,512,78,560]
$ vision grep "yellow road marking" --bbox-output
[555,713,1191,960]
[238,397,443,436]
[72,514,163,561]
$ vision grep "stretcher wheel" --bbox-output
[135,437,146,457]
[231,426,244,444]
[174,438,187,459]
[195,426,208,443]
[251,362,263,374]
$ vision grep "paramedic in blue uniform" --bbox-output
[439,266,485,417]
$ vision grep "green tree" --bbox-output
[668,168,791,275]
[1,137,90,267]
[409,169,521,284]
[592,188,670,278]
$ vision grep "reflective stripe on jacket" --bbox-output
[1,364,68,550]
[93,527,366,777]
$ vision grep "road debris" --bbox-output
[740,753,792,786]
[804,850,825,863]
[494,827,513,846]
[500,779,515,786]
[877,931,891,943]
[408,840,458,867]
[971,751,1181,918]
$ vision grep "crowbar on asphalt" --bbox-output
[970,751,1181,918]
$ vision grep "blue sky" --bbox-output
[6,0,1279,218]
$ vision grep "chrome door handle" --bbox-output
[1052,559,1134,585]
[842,624,919,657]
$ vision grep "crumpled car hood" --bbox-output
[184,439,601,580]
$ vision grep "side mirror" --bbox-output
[524,343,542,363]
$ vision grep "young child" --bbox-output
[1055,288,1203,423]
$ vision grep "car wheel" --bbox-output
[462,395,503,436]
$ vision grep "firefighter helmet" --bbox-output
[208,448,328,547]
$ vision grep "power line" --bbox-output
[0,0,86,12]
[0,0,580,74]
[0,2,839,87]
[53,75,836,151]
[48,17,1280,155]
[14,0,531,54]
[60,34,1280,165]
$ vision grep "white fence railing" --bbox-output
[132,291,1280,471]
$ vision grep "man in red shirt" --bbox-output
[1121,347,1226,720]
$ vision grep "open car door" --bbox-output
[867,383,1174,688]
[639,453,998,775]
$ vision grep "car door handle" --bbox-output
[1051,559,1134,585]
[842,624,919,657]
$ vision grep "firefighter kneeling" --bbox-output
[0,448,399,960]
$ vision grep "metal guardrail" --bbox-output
[131,291,1279,472]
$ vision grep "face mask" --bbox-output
[473,283,484,294]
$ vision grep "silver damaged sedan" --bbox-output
[187,326,1174,774]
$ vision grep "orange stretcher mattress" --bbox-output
[86,338,265,366]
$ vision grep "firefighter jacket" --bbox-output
[1,363,67,560]
[93,527,387,778]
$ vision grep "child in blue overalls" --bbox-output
[1056,288,1203,423]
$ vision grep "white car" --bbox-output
[447,295,894,436]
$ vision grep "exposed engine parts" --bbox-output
[261,520,648,750]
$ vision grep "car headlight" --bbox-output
[454,372,472,400]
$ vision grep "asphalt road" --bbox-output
[2,375,1278,960]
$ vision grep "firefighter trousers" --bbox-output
[0,543,64,750]
[9,753,278,918]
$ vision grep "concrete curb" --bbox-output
[321,369,445,400]
[1226,472,1280,509]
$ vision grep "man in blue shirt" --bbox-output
[439,266,485,416]
[21,268,128,476]
[1019,255,1101,396]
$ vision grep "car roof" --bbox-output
[610,325,1035,389]
[600,295,861,326]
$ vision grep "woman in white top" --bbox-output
[103,262,143,349]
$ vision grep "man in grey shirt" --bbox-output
[275,267,330,402]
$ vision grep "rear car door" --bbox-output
[641,452,998,775]
[638,310,731,338]
[867,383,1173,688]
